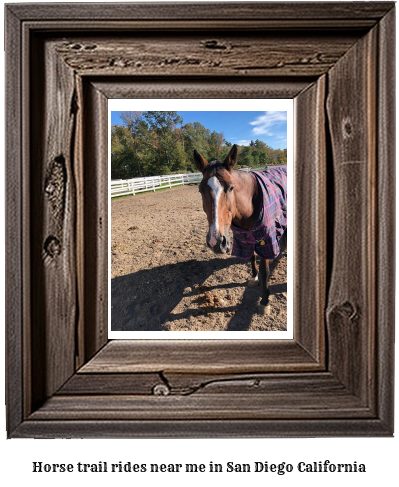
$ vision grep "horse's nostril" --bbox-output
[221,236,227,247]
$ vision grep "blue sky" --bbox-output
[111,111,287,150]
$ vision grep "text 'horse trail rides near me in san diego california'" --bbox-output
[194,144,287,315]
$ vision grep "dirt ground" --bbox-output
[111,185,287,332]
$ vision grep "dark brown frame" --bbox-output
[5,2,395,438]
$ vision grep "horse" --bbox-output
[194,144,287,315]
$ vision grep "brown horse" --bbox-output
[194,144,287,315]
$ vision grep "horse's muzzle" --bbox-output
[206,232,231,254]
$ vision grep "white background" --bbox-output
[1,1,397,486]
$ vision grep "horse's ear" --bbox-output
[223,144,238,171]
[193,150,209,173]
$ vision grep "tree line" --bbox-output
[111,111,287,179]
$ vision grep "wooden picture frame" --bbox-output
[5,2,395,438]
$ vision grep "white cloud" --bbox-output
[234,139,251,146]
[249,111,287,136]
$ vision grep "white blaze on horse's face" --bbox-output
[207,175,223,247]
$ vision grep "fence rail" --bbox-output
[111,167,264,198]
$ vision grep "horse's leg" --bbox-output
[256,231,286,314]
[278,230,287,256]
[248,254,259,287]
[257,258,271,315]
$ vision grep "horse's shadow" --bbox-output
[112,258,232,331]
[224,255,287,331]
[111,254,286,332]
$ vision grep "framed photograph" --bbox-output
[108,99,293,339]
[5,2,395,437]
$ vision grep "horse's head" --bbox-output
[194,144,238,254]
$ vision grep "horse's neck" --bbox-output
[232,171,261,230]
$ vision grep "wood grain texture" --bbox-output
[29,392,371,421]
[91,78,312,100]
[80,340,321,374]
[326,27,377,405]
[7,2,394,22]
[5,2,395,438]
[53,33,360,78]
[375,7,395,432]
[81,81,109,362]
[13,418,391,439]
[60,371,361,399]
[58,372,162,396]
[5,5,24,436]
[73,74,85,370]
[294,76,326,363]
[30,36,78,406]
[36,372,374,422]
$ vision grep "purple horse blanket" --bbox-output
[231,166,287,260]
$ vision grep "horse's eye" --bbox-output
[229,185,234,192]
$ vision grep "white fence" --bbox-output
[110,167,264,198]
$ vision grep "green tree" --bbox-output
[119,111,143,176]
[251,149,260,167]
[208,130,225,158]
[276,148,287,165]
[144,111,183,170]
[183,121,211,160]
[112,112,287,177]
[254,139,267,151]
[239,146,254,167]
[259,151,269,166]
[111,124,136,179]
